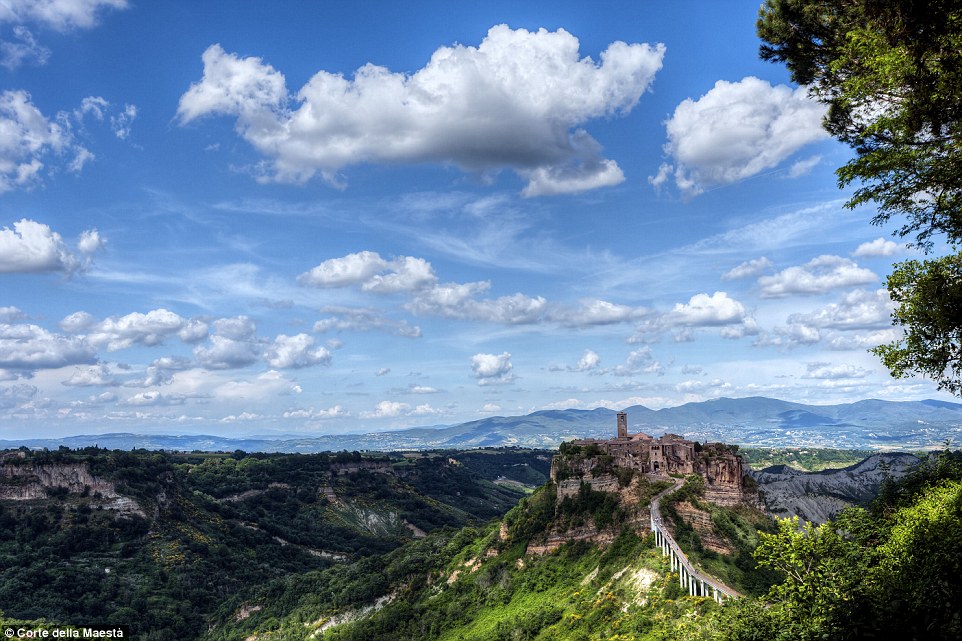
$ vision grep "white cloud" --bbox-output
[178,26,665,196]
[412,403,442,416]
[362,400,411,418]
[754,323,822,348]
[674,378,731,393]
[0,91,91,193]
[611,347,661,376]
[0,307,25,323]
[298,251,390,288]
[264,333,331,369]
[471,352,515,385]
[540,398,585,410]
[826,329,901,351]
[786,155,821,178]
[212,316,257,340]
[62,364,116,387]
[193,317,260,370]
[407,385,439,394]
[411,289,549,325]
[77,228,106,254]
[721,257,772,280]
[283,405,346,420]
[853,237,900,257]
[802,362,870,380]
[557,299,646,327]
[758,255,877,298]
[220,412,262,422]
[572,349,601,372]
[194,335,260,370]
[362,256,437,294]
[667,291,749,326]
[0,0,128,31]
[302,252,646,328]
[0,219,103,274]
[788,288,893,330]
[126,356,191,388]
[650,77,828,198]
[0,383,37,408]
[313,307,421,338]
[0,323,96,370]
[122,390,186,407]
[211,369,299,402]
[0,26,50,70]
[177,319,209,343]
[81,309,190,351]
[110,104,137,139]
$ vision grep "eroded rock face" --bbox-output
[752,453,919,523]
[556,473,621,498]
[0,462,145,516]
[551,440,755,507]
[672,500,734,555]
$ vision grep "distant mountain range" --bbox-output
[2,396,961,453]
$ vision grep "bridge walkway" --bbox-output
[649,479,742,603]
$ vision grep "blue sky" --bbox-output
[0,0,953,439]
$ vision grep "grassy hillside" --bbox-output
[203,483,726,641]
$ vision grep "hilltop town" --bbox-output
[551,411,752,507]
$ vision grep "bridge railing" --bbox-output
[649,480,741,603]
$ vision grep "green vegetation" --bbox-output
[0,447,549,641]
[718,449,962,641]
[740,447,875,471]
[757,1,962,393]
[204,506,724,641]
[5,443,959,640]
[659,475,778,596]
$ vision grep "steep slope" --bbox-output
[203,485,725,641]
[208,446,775,641]
[752,452,920,522]
[0,447,549,639]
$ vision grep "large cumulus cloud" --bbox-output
[650,77,827,198]
[177,26,665,196]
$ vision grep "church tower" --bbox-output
[617,411,628,438]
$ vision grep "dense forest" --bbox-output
[0,447,550,639]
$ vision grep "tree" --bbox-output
[758,0,962,392]
[872,253,962,394]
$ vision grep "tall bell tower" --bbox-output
[617,411,628,438]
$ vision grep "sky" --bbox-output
[0,0,954,440]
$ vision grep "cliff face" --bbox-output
[672,500,734,555]
[695,454,753,507]
[752,452,919,523]
[551,441,755,507]
[0,462,145,516]
[526,473,652,555]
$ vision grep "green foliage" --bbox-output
[758,1,962,392]
[871,252,962,394]
[207,520,722,641]
[722,450,962,641]
[0,446,547,640]
[758,0,962,247]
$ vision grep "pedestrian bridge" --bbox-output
[649,481,741,604]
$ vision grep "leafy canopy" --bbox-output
[758,0,962,393]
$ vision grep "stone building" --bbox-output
[556,411,750,505]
